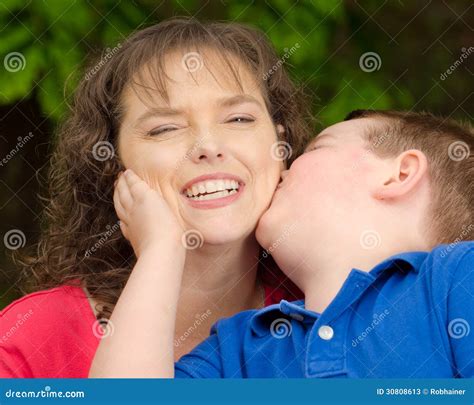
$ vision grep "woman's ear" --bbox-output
[372,149,428,200]
[276,124,285,135]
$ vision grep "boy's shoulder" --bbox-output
[423,241,474,276]
[211,300,306,340]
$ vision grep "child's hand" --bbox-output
[113,169,184,257]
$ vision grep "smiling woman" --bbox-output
[1,17,314,378]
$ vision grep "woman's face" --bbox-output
[117,50,284,245]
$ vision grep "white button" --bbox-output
[318,325,334,340]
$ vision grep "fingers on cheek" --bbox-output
[117,180,134,209]
[113,188,128,220]
[119,220,129,240]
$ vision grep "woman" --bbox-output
[0,18,313,377]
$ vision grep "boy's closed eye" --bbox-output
[304,133,336,153]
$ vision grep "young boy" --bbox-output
[90,110,474,378]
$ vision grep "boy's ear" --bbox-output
[372,149,428,200]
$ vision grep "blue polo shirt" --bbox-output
[175,242,474,378]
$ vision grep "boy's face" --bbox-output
[256,118,385,273]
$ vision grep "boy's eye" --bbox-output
[306,145,323,152]
[147,126,178,136]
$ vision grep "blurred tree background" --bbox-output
[0,0,472,308]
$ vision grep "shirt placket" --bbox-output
[304,271,374,378]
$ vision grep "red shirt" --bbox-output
[0,279,302,378]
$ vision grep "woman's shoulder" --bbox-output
[0,284,100,378]
[3,283,78,309]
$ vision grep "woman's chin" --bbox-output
[183,222,255,246]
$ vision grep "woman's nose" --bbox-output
[190,133,225,163]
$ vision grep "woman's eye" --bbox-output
[227,116,255,124]
[147,126,178,136]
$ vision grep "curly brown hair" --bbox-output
[14,17,314,320]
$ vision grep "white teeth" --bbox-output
[216,180,224,191]
[206,181,217,193]
[188,189,238,201]
[184,179,241,198]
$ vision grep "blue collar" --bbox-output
[250,250,429,336]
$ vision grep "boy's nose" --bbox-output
[281,170,289,180]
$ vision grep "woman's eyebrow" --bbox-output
[218,94,263,109]
[135,106,182,125]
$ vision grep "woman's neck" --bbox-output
[172,234,264,356]
[180,233,263,312]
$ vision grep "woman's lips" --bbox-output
[181,172,245,210]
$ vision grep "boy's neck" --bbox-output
[301,243,427,314]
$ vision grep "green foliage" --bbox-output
[0,0,470,126]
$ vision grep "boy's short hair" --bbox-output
[345,109,473,246]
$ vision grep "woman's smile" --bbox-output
[181,172,245,209]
